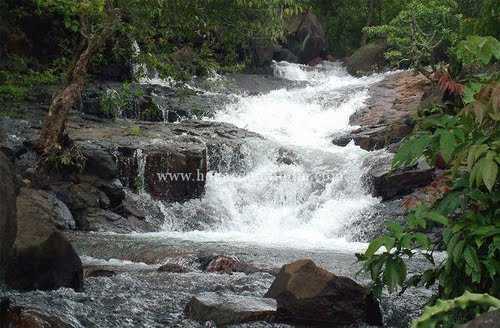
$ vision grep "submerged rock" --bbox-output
[0,152,17,278]
[184,292,277,326]
[6,231,83,292]
[265,259,383,327]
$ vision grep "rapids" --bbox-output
[2,62,433,328]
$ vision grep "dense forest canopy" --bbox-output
[0,0,499,327]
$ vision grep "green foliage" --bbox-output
[366,0,461,69]
[359,36,500,328]
[454,35,500,66]
[100,83,142,119]
[412,292,500,328]
[128,125,142,137]
[46,144,87,173]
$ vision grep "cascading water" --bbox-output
[3,62,430,328]
[152,61,389,251]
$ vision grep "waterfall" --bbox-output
[145,61,388,251]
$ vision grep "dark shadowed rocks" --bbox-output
[0,152,17,279]
[6,231,83,292]
[345,40,387,76]
[264,259,383,327]
[363,153,435,201]
[17,188,75,231]
[184,292,277,326]
[285,12,327,64]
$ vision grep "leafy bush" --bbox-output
[365,0,462,69]
[412,292,500,328]
[100,83,143,119]
[358,35,500,326]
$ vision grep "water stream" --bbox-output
[3,62,434,328]
[151,61,387,251]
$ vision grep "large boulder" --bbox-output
[6,187,82,291]
[285,11,327,64]
[0,152,17,278]
[184,292,277,326]
[265,259,383,327]
[347,71,431,151]
[345,40,387,76]
[16,188,75,231]
[6,231,83,292]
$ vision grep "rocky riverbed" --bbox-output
[0,61,441,327]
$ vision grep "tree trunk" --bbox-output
[35,4,118,156]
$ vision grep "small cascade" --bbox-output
[134,149,146,194]
[137,61,391,251]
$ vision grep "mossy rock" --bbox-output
[346,41,387,76]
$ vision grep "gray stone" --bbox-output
[184,292,277,326]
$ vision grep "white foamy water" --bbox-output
[149,61,389,251]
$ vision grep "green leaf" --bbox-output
[463,246,481,277]
[439,130,457,163]
[383,257,407,293]
[482,155,498,192]
[365,237,386,257]
[426,212,449,225]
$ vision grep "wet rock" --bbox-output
[265,259,383,327]
[461,310,500,328]
[345,40,387,76]
[363,154,435,201]
[84,267,117,278]
[273,46,299,63]
[277,147,299,165]
[0,118,35,160]
[6,231,83,292]
[17,188,75,231]
[331,133,352,147]
[285,12,327,64]
[143,144,207,202]
[0,298,72,328]
[199,254,276,275]
[158,263,191,273]
[0,153,17,278]
[79,141,119,180]
[349,72,431,151]
[351,123,414,151]
[51,182,110,230]
[78,175,125,208]
[184,292,277,326]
